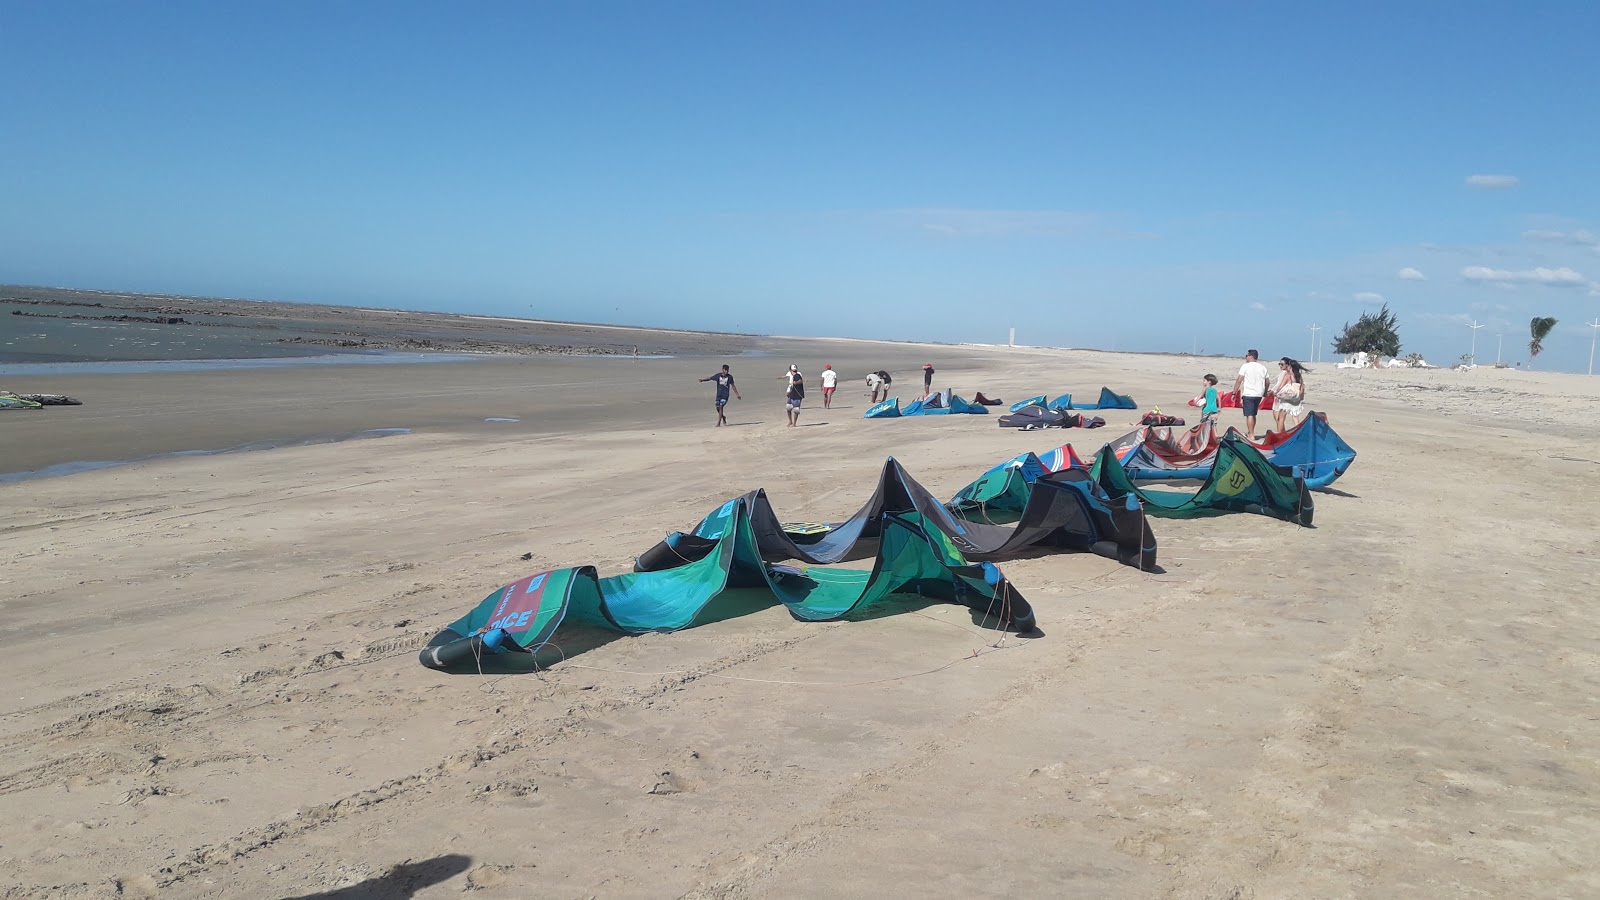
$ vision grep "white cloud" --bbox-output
[1466,174,1520,189]
[1249,302,1267,312]
[1354,291,1385,304]
[1397,267,1426,281]
[1461,265,1589,287]
[1523,228,1599,247]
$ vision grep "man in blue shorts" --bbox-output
[1232,349,1270,440]
[699,365,742,427]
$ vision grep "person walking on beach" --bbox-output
[785,371,805,427]
[820,364,838,408]
[921,363,935,399]
[1199,374,1220,424]
[698,365,741,427]
[1270,357,1308,432]
[1232,349,1270,440]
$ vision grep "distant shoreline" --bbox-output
[1,283,1250,366]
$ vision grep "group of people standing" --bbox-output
[1195,349,1310,440]
[700,363,933,428]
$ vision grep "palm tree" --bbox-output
[1529,317,1558,368]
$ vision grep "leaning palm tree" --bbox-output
[1529,317,1558,368]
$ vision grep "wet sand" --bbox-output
[3,340,1600,898]
[0,340,987,477]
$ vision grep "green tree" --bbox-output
[1529,317,1557,367]
[1332,304,1402,361]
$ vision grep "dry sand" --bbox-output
[3,344,1599,898]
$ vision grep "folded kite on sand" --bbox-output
[635,458,1154,573]
[419,456,1160,672]
[420,504,1034,672]
[996,406,1106,429]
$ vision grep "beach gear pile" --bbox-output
[996,406,1107,430]
[419,456,1156,671]
[420,413,1356,674]
[863,387,1137,421]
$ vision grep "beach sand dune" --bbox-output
[3,345,1598,898]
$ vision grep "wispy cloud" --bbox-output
[1523,228,1599,248]
[1249,302,1267,312]
[1466,174,1520,189]
[1397,267,1426,281]
[870,208,1152,240]
[1461,265,1589,287]
[1353,291,1385,304]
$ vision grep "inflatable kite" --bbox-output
[1117,417,1356,489]
[420,505,1033,671]
[636,458,1152,571]
[419,457,1161,672]
[1090,437,1315,525]
[1006,388,1136,414]
[864,390,989,418]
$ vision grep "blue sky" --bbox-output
[4,1,1598,370]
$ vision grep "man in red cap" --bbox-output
[820,364,838,409]
[922,363,935,399]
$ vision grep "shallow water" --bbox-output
[0,427,413,484]
[0,352,496,377]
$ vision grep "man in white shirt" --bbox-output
[1232,348,1270,440]
[820,364,838,409]
[865,371,883,403]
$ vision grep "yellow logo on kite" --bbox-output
[1214,456,1255,497]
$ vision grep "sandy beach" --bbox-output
[4,340,1600,898]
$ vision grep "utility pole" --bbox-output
[1588,319,1600,376]
[1468,320,1484,364]
[1308,324,1321,363]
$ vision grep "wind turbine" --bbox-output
[1467,320,1484,364]
[1307,324,1321,363]
[1496,332,1503,365]
[1588,319,1600,376]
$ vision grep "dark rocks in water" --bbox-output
[273,335,638,356]
[10,310,188,325]
[1,392,82,405]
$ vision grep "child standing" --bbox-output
[1200,374,1220,423]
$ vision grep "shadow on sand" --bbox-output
[283,854,473,899]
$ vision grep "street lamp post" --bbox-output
[1468,320,1484,365]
